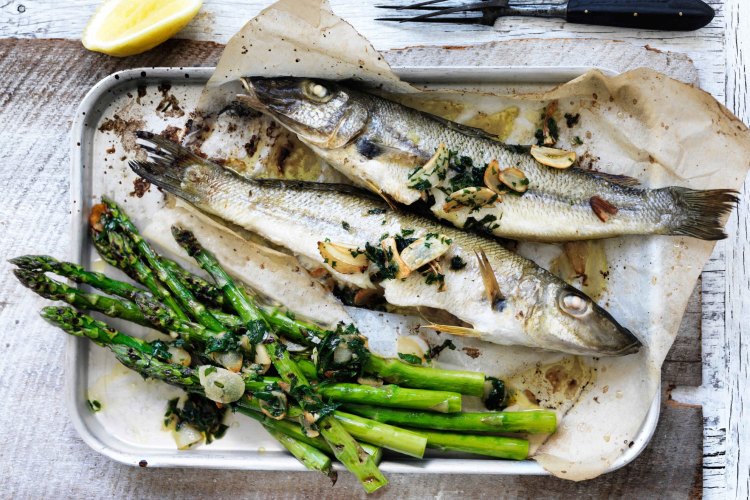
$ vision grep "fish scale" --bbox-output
[130,132,642,357]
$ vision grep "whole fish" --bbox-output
[238,77,737,242]
[130,132,640,357]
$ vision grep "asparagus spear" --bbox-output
[406,428,529,461]
[266,428,336,479]
[342,404,557,434]
[10,255,145,301]
[332,411,427,458]
[318,383,461,413]
[172,226,388,493]
[91,225,190,322]
[14,269,151,326]
[363,356,485,398]
[100,198,225,332]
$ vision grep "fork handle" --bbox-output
[566,0,714,30]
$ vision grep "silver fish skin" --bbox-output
[130,132,641,357]
[239,77,737,242]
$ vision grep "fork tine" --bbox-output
[377,0,449,10]
[406,0,505,21]
[376,4,447,10]
[376,16,488,23]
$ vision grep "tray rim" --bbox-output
[68,65,660,476]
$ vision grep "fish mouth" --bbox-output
[592,305,643,356]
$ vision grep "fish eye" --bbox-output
[304,81,333,102]
[559,291,590,318]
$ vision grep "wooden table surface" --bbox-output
[0,1,748,498]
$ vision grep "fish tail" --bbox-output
[664,187,739,240]
[129,131,206,203]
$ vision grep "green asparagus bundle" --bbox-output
[11,197,558,494]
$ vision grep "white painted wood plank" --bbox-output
[721,0,750,497]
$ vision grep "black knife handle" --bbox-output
[566,0,715,30]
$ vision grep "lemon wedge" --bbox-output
[82,0,202,57]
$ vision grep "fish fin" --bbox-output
[474,249,505,309]
[427,113,505,143]
[355,137,424,164]
[128,131,208,204]
[417,306,473,328]
[362,179,400,211]
[420,323,482,338]
[588,171,641,187]
[665,187,739,240]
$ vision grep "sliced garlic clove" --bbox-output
[530,145,576,169]
[483,159,507,196]
[442,187,499,212]
[209,350,243,373]
[172,423,204,450]
[381,237,411,279]
[408,143,449,190]
[168,346,192,367]
[198,366,246,404]
[498,167,529,193]
[252,344,272,374]
[317,241,368,274]
[399,234,452,271]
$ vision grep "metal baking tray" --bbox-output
[69,66,660,475]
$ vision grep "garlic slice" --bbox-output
[442,187,498,212]
[210,350,243,373]
[172,423,204,450]
[408,143,449,190]
[498,167,529,193]
[381,237,411,279]
[168,346,192,367]
[530,145,576,169]
[399,234,452,271]
[483,159,507,196]
[198,366,245,404]
[318,241,368,274]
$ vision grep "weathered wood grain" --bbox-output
[0,38,707,498]
[720,0,750,497]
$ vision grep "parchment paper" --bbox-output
[183,0,750,480]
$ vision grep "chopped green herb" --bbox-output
[341,221,351,231]
[397,353,423,365]
[484,377,508,411]
[428,339,456,359]
[164,394,229,444]
[401,228,415,237]
[424,270,445,289]
[464,214,500,234]
[367,208,387,215]
[87,400,102,412]
[572,136,584,146]
[449,255,467,270]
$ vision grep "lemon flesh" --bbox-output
[82,0,202,57]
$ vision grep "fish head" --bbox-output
[529,280,642,356]
[240,77,369,149]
